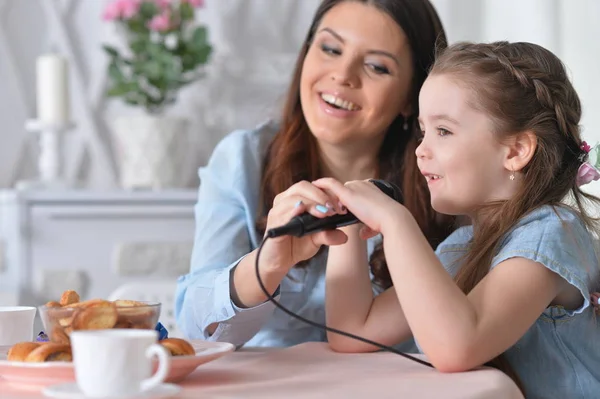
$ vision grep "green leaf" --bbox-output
[127,17,149,34]
[102,45,119,58]
[139,1,159,19]
[193,45,212,65]
[108,62,125,83]
[143,61,163,80]
[146,42,164,57]
[130,38,148,54]
[180,2,194,21]
[106,82,137,97]
[190,26,208,49]
[181,53,196,71]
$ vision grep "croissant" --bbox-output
[159,338,195,356]
[7,342,42,361]
[24,343,72,362]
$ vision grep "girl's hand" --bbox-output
[260,180,348,273]
[312,178,406,238]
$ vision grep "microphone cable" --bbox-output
[254,235,434,368]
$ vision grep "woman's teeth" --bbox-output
[426,175,442,182]
[321,93,359,111]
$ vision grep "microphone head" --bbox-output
[368,179,403,203]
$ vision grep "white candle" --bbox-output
[36,54,70,125]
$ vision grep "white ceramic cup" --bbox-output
[70,329,171,397]
[0,306,36,345]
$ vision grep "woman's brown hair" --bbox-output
[257,0,456,288]
[429,41,600,390]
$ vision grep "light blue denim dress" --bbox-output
[434,206,600,398]
[175,121,416,352]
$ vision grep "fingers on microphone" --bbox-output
[313,229,348,247]
[284,197,331,221]
[359,225,378,240]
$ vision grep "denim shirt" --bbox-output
[175,121,417,351]
[433,206,600,399]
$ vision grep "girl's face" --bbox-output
[416,74,517,216]
[300,1,414,154]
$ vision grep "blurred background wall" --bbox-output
[0,0,598,194]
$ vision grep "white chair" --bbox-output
[108,280,183,338]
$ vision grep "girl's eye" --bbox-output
[438,128,452,137]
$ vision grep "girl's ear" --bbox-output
[504,131,537,172]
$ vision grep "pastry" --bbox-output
[159,338,195,356]
[72,300,118,330]
[42,290,157,338]
[113,299,154,323]
[24,343,72,362]
[50,325,71,344]
[60,290,80,306]
[65,298,109,309]
[7,342,41,361]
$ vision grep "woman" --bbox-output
[174,0,456,348]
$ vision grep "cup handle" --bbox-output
[140,344,171,392]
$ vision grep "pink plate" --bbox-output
[0,340,235,389]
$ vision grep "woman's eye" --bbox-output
[367,64,390,75]
[321,44,340,56]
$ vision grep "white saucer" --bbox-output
[42,382,181,398]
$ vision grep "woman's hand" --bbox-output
[312,178,406,239]
[259,180,349,273]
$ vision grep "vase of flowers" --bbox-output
[102,0,211,189]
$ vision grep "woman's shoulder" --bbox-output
[210,119,280,162]
[200,120,280,184]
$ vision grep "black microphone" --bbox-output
[266,179,403,238]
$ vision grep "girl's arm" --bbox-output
[382,210,564,372]
[315,178,567,371]
[325,225,412,352]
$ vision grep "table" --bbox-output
[0,342,524,398]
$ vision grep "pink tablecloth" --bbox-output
[1,342,524,398]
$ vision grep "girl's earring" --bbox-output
[403,120,409,131]
[509,169,515,181]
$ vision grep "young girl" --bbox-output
[313,41,600,398]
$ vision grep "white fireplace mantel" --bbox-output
[0,188,197,308]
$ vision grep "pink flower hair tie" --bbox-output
[576,141,600,186]
[580,141,591,154]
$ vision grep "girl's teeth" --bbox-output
[321,93,358,111]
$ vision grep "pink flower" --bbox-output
[580,141,591,153]
[182,0,204,7]
[576,162,600,186]
[154,0,171,9]
[102,0,140,21]
[148,10,172,32]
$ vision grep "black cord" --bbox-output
[255,235,434,368]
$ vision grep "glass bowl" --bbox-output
[38,300,161,344]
